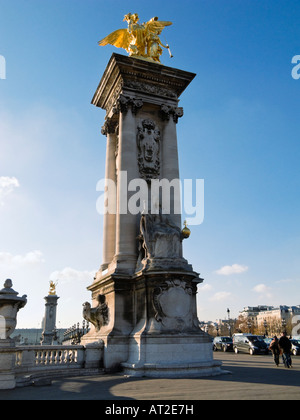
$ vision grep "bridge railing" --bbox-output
[13,342,103,385]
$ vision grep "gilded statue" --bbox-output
[98,13,173,63]
[49,280,57,296]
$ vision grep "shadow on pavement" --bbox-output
[0,354,299,400]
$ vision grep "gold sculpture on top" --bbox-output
[98,13,173,63]
[49,280,57,296]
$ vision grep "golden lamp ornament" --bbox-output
[182,220,191,239]
[98,13,173,64]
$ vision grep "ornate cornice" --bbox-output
[91,53,196,113]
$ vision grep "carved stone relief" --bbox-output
[153,279,194,331]
[123,80,177,99]
[137,119,160,182]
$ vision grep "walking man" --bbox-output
[278,331,292,368]
[269,336,280,367]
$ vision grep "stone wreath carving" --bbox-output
[152,279,193,331]
[82,294,109,332]
[137,119,160,182]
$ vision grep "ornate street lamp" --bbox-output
[247,319,252,334]
[263,319,268,337]
[227,322,232,337]
[227,308,230,320]
[281,318,287,334]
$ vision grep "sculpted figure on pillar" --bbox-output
[98,13,173,64]
[83,294,109,332]
[138,211,182,262]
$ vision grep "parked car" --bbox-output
[290,339,300,356]
[233,334,269,355]
[213,336,233,352]
[263,337,272,348]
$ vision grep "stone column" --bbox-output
[101,119,117,271]
[41,294,59,345]
[161,105,184,230]
[114,96,142,274]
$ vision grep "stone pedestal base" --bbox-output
[83,269,225,377]
[81,331,130,371]
[122,333,222,378]
[81,273,134,370]
[0,339,16,389]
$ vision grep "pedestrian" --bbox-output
[269,336,280,367]
[278,331,292,368]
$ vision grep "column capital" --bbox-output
[101,117,118,136]
[159,104,184,123]
[113,94,143,115]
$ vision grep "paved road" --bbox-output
[0,352,299,401]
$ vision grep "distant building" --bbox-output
[239,306,274,327]
[256,305,300,330]
[238,305,300,335]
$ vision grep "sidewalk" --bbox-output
[0,352,299,400]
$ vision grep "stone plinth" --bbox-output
[120,270,221,377]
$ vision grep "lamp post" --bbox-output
[247,319,252,334]
[281,318,287,334]
[263,319,268,337]
[227,308,232,337]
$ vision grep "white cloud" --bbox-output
[215,264,248,276]
[275,278,295,284]
[0,176,20,205]
[49,267,95,285]
[252,283,273,299]
[0,250,44,266]
[209,291,232,302]
[199,284,213,292]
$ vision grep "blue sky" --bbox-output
[0,0,299,328]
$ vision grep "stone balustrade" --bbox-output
[2,342,104,388]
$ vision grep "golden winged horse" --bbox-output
[98,13,173,63]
